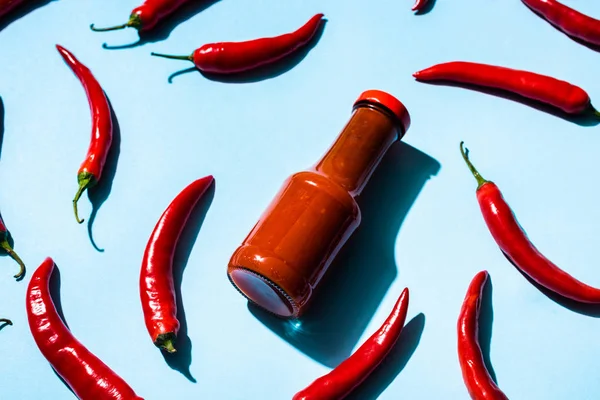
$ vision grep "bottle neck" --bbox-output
[314,104,401,196]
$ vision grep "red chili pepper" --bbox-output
[293,288,409,400]
[150,13,324,75]
[414,61,599,116]
[90,0,191,33]
[458,271,508,400]
[27,257,144,399]
[522,0,600,47]
[412,0,430,12]
[0,212,25,280]
[56,45,113,224]
[460,142,600,303]
[140,175,213,353]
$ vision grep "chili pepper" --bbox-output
[458,271,508,400]
[140,175,213,353]
[0,212,25,280]
[461,142,600,303]
[414,61,600,117]
[151,13,324,75]
[90,0,193,33]
[293,288,409,400]
[412,0,430,12]
[522,0,600,47]
[27,257,144,400]
[56,45,113,224]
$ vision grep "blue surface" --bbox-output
[1,0,600,398]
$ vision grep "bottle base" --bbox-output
[228,267,298,318]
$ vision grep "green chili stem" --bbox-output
[162,339,177,353]
[73,173,95,224]
[151,52,193,62]
[155,333,177,353]
[90,14,142,32]
[460,141,489,189]
[90,23,129,32]
[0,239,25,280]
[73,184,86,224]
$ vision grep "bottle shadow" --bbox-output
[415,0,437,15]
[503,253,600,318]
[101,0,220,50]
[0,96,4,161]
[0,0,54,32]
[419,80,600,127]
[249,142,441,367]
[346,313,426,400]
[161,181,215,383]
[86,96,121,252]
[478,274,498,385]
[167,20,327,84]
[523,5,600,53]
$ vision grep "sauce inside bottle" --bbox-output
[228,90,411,318]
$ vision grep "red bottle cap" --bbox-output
[354,90,411,134]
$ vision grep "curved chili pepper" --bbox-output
[458,271,508,400]
[56,45,113,224]
[460,142,600,303]
[27,257,144,399]
[90,0,192,33]
[141,175,213,353]
[412,0,430,12]
[151,13,324,75]
[414,61,599,116]
[0,212,25,280]
[293,288,409,400]
[522,0,600,47]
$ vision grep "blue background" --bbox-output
[1,0,600,398]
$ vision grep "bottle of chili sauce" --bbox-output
[228,90,411,318]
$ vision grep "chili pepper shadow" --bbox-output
[0,320,11,331]
[504,253,600,318]
[0,0,54,32]
[48,264,68,329]
[86,97,121,252]
[345,313,425,400]
[420,81,600,127]
[249,142,440,367]
[167,19,327,84]
[48,264,76,397]
[162,181,215,383]
[168,67,197,84]
[415,0,437,15]
[0,96,4,161]
[101,0,220,50]
[523,5,600,53]
[478,274,498,385]
[569,36,600,54]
